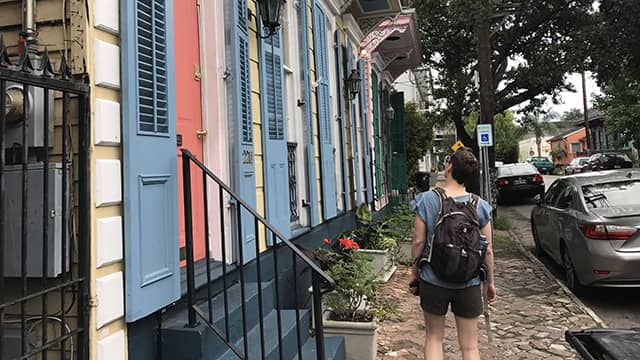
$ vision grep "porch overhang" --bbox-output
[360,11,421,81]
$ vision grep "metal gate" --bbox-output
[0,40,90,360]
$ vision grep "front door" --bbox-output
[175,0,206,264]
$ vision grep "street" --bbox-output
[499,175,640,329]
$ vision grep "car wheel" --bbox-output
[561,242,583,293]
[531,220,545,257]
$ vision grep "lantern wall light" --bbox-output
[345,69,361,100]
[250,0,286,39]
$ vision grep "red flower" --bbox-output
[323,238,331,245]
[339,238,360,250]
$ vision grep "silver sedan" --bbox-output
[530,170,640,291]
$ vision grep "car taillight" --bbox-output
[496,179,509,186]
[579,224,638,240]
[532,175,543,183]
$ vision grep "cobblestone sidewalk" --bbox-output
[376,232,601,359]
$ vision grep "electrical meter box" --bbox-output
[2,163,69,278]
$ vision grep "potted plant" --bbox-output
[314,239,389,360]
[386,203,416,264]
[347,204,399,281]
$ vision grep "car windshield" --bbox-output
[579,158,588,165]
[498,163,537,177]
[532,157,550,162]
[582,180,640,208]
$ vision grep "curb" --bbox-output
[506,229,607,328]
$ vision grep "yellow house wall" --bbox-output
[308,2,323,222]
[248,0,267,250]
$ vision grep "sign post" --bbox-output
[477,124,493,201]
[476,123,494,344]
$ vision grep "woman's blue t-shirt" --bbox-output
[411,190,492,289]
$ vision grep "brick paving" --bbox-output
[376,231,601,359]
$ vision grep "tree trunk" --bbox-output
[536,137,542,157]
[477,7,495,168]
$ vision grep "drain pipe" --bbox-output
[21,0,38,55]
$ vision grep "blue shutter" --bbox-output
[334,31,349,211]
[122,0,180,322]
[297,0,319,226]
[313,4,337,219]
[347,40,362,205]
[359,59,374,204]
[229,0,257,262]
[259,22,290,239]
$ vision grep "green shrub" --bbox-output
[493,216,512,231]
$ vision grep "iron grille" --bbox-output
[0,38,90,360]
[287,142,299,223]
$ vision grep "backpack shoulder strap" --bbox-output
[432,187,449,223]
[469,193,480,207]
[433,186,448,200]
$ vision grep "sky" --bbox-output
[545,71,602,116]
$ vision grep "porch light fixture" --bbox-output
[346,69,361,100]
[385,105,395,121]
[257,0,285,38]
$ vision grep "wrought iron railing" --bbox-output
[287,142,299,223]
[181,149,335,360]
[0,37,90,360]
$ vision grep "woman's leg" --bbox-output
[423,311,446,360]
[454,315,480,360]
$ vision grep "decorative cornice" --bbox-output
[343,14,364,42]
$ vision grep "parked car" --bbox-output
[526,156,554,174]
[565,157,590,175]
[495,163,545,204]
[586,152,633,171]
[566,328,640,360]
[530,170,640,291]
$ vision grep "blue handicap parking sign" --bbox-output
[481,134,489,142]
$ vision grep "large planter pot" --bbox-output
[356,249,397,282]
[323,315,378,360]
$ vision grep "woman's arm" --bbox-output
[481,222,496,302]
[411,215,427,277]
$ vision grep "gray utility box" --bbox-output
[2,163,69,278]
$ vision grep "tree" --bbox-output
[591,1,640,154]
[404,102,433,183]
[520,112,555,157]
[414,0,594,154]
[560,108,584,127]
[595,74,640,153]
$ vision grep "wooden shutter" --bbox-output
[358,60,374,203]
[347,39,362,205]
[313,4,337,219]
[122,0,180,322]
[297,0,320,226]
[334,30,349,211]
[259,24,290,238]
[229,0,258,263]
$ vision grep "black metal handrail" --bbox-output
[181,148,335,360]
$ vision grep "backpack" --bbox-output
[424,187,485,283]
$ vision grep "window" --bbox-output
[582,180,640,208]
[554,182,576,209]
[543,181,562,205]
[571,143,582,153]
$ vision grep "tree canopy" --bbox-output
[404,102,433,182]
[414,0,595,151]
[592,0,640,153]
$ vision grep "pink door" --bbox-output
[175,0,206,264]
